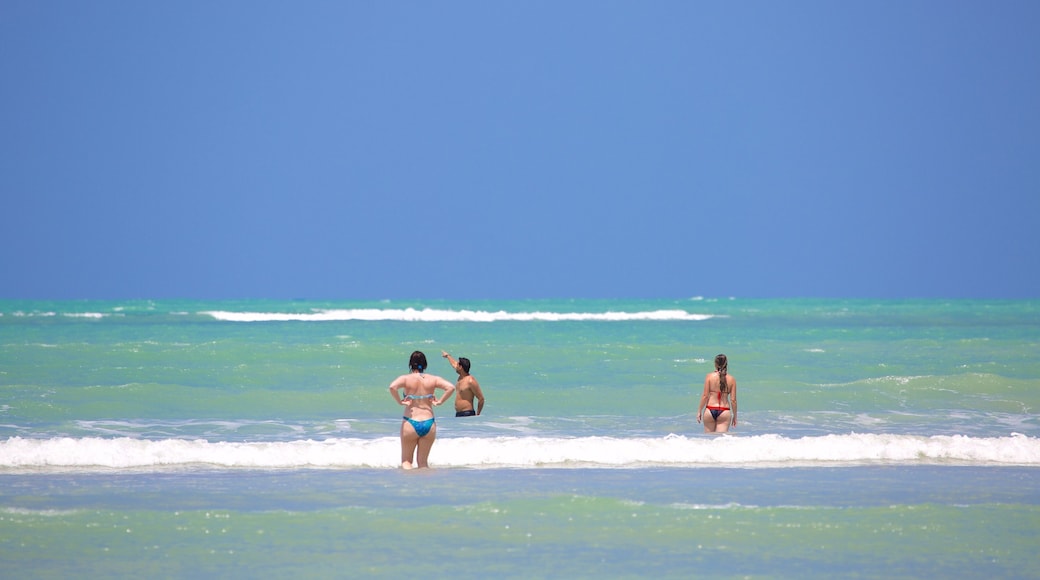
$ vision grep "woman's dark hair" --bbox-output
[409,351,428,372]
[715,354,729,394]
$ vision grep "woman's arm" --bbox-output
[433,377,456,407]
[696,374,710,423]
[729,379,737,426]
[388,377,405,406]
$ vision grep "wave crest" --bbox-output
[200,308,714,323]
[2,433,1036,472]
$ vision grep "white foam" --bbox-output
[0,436,398,470]
[200,308,715,323]
[2,433,1037,472]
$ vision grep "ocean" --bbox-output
[1,298,1038,578]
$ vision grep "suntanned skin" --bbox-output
[697,368,737,433]
[442,351,485,416]
[388,369,455,469]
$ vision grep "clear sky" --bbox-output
[2,1,1038,300]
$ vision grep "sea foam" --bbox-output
[200,308,714,322]
[2,433,1037,472]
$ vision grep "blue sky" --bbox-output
[2,1,1038,300]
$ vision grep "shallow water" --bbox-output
[2,467,1038,579]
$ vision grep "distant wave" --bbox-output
[200,308,714,322]
[5,311,109,319]
[2,433,1036,471]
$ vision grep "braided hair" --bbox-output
[715,353,729,394]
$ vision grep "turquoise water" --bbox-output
[2,298,1039,577]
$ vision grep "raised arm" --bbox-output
[441,350,460,372]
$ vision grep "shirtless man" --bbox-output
[442,350,485,417]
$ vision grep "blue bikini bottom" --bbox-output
[403,417,435,437]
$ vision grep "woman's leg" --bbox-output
[702,411,717,433]
[713,410,732,433]
[400,420,419,469]
[415,423,437,468]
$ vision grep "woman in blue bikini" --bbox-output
[697,353,738,433]
[388,351,456,469]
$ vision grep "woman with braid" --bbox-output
[697,354,737,433]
